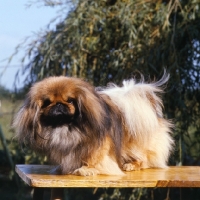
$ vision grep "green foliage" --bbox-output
[14,0,200,84]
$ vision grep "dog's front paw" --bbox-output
[73,166,99,176]
[123,161,142,171]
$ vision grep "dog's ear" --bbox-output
[13,94,41,144]
[76,86,109,137]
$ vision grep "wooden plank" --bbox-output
[15,165,200,188]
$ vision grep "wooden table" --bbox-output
[16,165,200,199]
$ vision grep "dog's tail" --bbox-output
[150,70,170,88]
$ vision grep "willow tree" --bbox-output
[13,0,200,198]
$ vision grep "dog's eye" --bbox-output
[66,98,75,104]
[42,99,51,108]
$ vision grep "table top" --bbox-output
[15,165,200,188]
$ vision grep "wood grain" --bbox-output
[15,165,200,188]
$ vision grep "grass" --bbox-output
[0,98,22,149]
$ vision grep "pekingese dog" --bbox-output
[13,73,174,176]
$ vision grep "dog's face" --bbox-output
[39,88,78,127]
[28,76,84,127]
[26,76,106,129]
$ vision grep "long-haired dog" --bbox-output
[13,73,174,176]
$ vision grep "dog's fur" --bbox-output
[13,74,174,176]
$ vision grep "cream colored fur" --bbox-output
[100,73,174,169]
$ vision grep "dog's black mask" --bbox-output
[40,103,76,127]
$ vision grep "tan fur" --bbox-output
[13,74,174,176]
[74,136,123,175]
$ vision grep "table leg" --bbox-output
[33,188,45,200]
[50,188,64,200]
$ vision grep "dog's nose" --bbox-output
[56,102,62,107]
[55,103,65,110]
[49,103,67,116]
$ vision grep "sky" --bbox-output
[0,0,64,90]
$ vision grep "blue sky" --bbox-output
[0,0,64,90]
